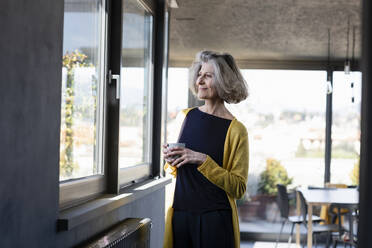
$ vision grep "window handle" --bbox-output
[108,70,120,100]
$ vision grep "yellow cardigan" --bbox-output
[163,108,249,248]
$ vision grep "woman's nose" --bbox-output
[197,77,205,85]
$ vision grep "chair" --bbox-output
[330,203,358,247]
[326,183,348,188]
[297,190,340,248]
[320,183,348,224]
[275,184,323,248]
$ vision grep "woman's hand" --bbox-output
[162,144,206,168]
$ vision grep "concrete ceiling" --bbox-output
[169,0,361,68]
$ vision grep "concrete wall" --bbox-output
[0,0,165,247]
[57,190,165,248]
[0,0,63,246]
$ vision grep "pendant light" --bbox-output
[350,25,356,103]
[326,28,333,94]
[345,16,356,103]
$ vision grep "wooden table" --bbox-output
[295,187,359,248]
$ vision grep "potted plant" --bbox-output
[253,158,293,220]
[258,158,293,195]
[237,190,261,222]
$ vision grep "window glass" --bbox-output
[164,68,330,223]
[227,70,327,222]
[331,71,361,185]
[119,0,153,168]
[166,68,189,143]
[60,0,105,181]
[164,67,191,217]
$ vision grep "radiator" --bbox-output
[81,218,152,248]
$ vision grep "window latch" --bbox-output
[108,70,120,100]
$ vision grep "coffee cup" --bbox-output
[167,143,185,160]
[167,143,186,149]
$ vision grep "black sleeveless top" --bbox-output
[173,108,232,213]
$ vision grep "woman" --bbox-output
[163,50,249,248]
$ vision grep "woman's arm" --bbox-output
[197,128,249,199]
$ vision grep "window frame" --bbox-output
[59,0,159,208]
[118,1,155,188]
[329,70,362,185]
[59,0,109,209]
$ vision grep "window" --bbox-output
[59,0,107,208]
[227,70,327,222]
[164,68,189,212]
[119,0,153,168]
[118,0,154,186]
[166,68,189,143]
[59,0,156,207]
[60,0,106,181]
[163,67,360,229]
[331,71,361,185]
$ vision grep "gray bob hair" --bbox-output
[189,50,249,104]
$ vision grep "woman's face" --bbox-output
[196,62,218,100]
